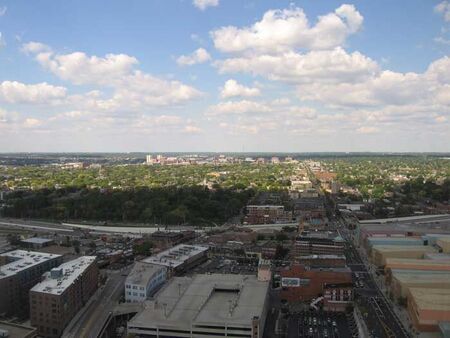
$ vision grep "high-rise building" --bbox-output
[0,250,62,318]
[30,256,98,338]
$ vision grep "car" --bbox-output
[332,320,337,327]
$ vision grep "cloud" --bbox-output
[211,4,363,53]
[184,125,203,134]
[21,41,51,54]
[356,126,379,134]
[0,6,6,16]
[435,1,450,22]
[176,48,211,66]
[206,100,273,116]
[23,42,203,109]
[23,118,43,128]
[0,81,67,104]
[216,47,378,84]
[193,0,219,11]
[220,79,260,98]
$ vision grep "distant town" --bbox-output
[0,153,449,338]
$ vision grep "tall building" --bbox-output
[128,273,270,338]
[125,262,167,303]
[0,250,62,318]
[146,154,153,165]
[30,256,98,338]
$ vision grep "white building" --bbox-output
[125,262,167,303]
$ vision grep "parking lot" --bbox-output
[189,256,258,275]
[287,311,357,338]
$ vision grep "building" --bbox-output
[141,244,208,274]
[407,288,450,332]
[323,282,353,312]
[384,258,450,283]
[127,273,270,338]
[257,259,272,282]
[30,256,98,338]
[390,270,450,299]
[436,237,450,253]
[0,250,62,318]
[294,236,345,257]
[280,264,352,304]
[150,231,196,247]
[125,262,167,302]
[370,245,437,267]
[0,321,37,338]
[244,205,292,225]
[20,237,54,249]
[296,255,346,268]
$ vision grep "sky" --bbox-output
[0,0,449,152]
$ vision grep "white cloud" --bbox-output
[21,41,51,54]
[206,100,272,116]
[0,81,67,104]
[0,6,6,16]
[216,47,378,84]
[435,1,450,22]
[211,4,363,53]
[220,79,260,98]
[193,0,219,11]
[356,126,379,134]
[176,48,211,66]
[184,125,203,134]
[23,118,42,128]
[23,42,203,109]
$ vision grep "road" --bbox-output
[339,218,410,338]
[63,266,132,338]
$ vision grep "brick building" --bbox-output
[244,205,292,224]
[0,250,62,318]
[280,264,352,303]
[294,236,345,256]
[30,256,98,337]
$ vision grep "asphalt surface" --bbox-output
[340,221,410,338]
[287,311,356,338]
[62,266,131,338]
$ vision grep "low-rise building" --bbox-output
[141,244,208,274]
[127,273,270,338]
[294,236,345,257]
[407,288,450,332]
[370,245,437,267]
[280,264,352,304]
[0,250,62,318]
[30,256,98,338]
[20,237,54,249]
[296,255,346,268]
[125,262,167,302]
[0,321,37,338]
[244,205,292,224]
[390,270,450,299]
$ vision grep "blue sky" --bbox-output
[0,0,449,152]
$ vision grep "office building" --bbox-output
[20,237,54,249]
[30,256,98,338]
[125,262,167,302]
[294,236,345,256]
[0,250,62,318]
[128,273,270,338]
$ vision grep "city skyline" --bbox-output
[0,0,449,152]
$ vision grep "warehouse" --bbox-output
[370,245,437,267]
[127,273,269,338]
[384,258,450,283]
[390,270,450,299]
[407,288,450,332]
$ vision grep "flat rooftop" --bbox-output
[21,237,53,244]
[409,288,450,312]
[141,244,208,268]
[392,270,450,284]
[372,245,436,253]
[126,262,165,286]
[0,321,36,338]
[129,273,269,329]
[31,256,96,295]
[0,250,61,278]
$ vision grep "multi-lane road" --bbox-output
[339,219,410,338]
